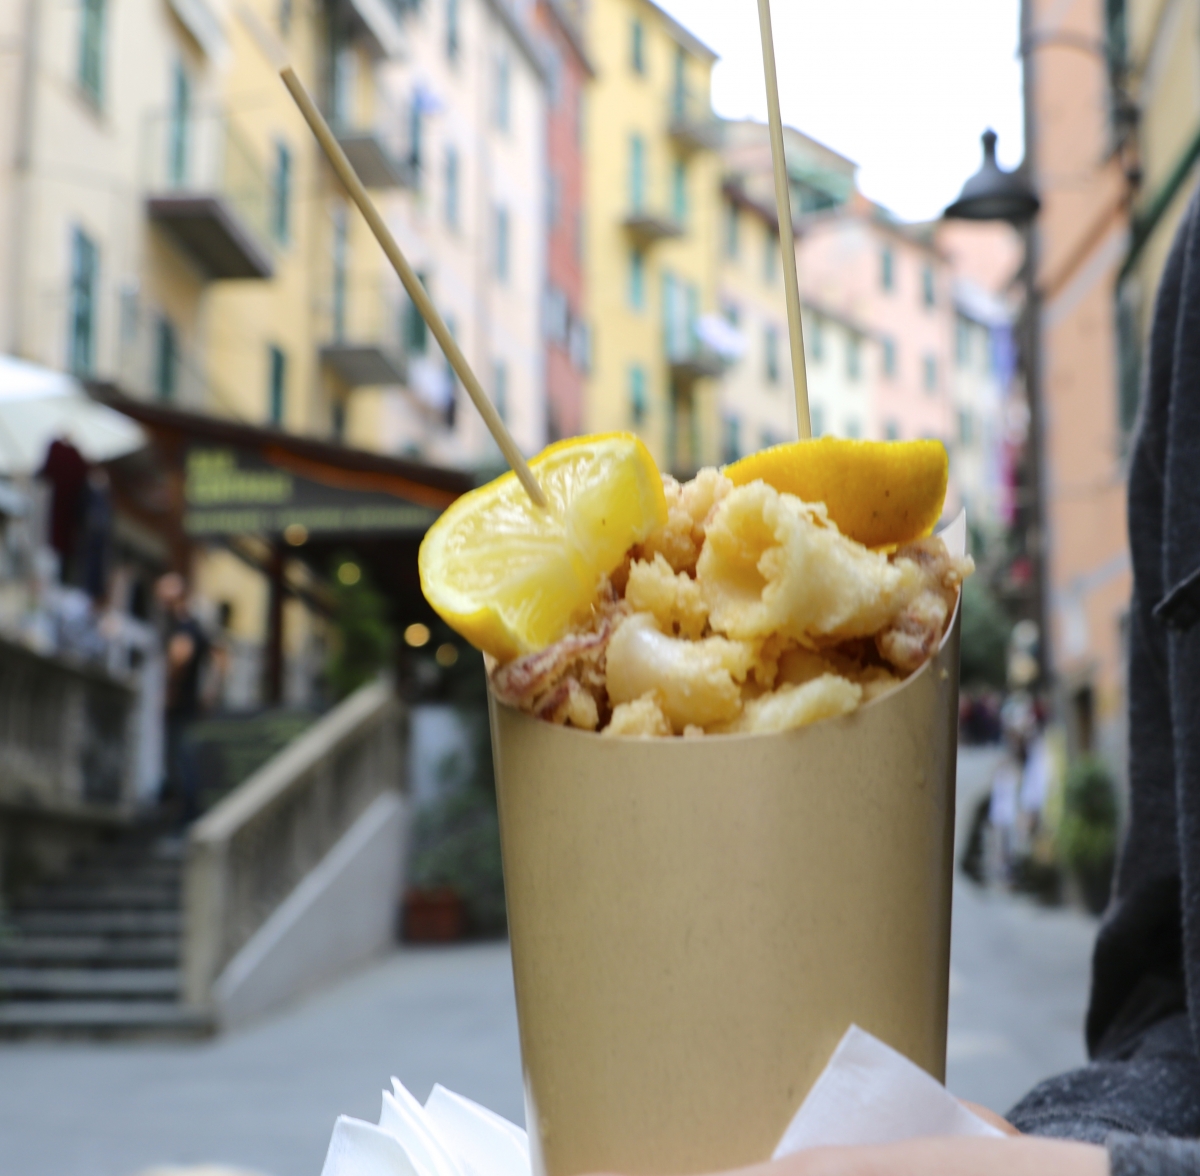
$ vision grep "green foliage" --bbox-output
[1058,756,1119,872]
[408,710,507,935]
[959,579,1011,689]
[327,555,395,700]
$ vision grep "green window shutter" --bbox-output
[268,345,287,424]
[68,228,98,376]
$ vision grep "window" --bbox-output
[332,203,348,340]
[446,0,459,61]
[923,353,937,392]
[155,316,177,401]
[628,249,646,310]
[631,19,645,75]
[494,54,511,131]
[724,201,739,259]
[764,229,778,284]
[272,141,292,244]
[443,314,459,427]
[629,135,646,212]
[764,325,780,385]
[279,0,292,35]
[880,246,894,292]
[548,172,561,230]
[444,146,459,229]
[846,333,861,380]
[671,159,687,227]
[78,0,106,105]
[405,271,429,354]
[760,427,783,450]
[493,361,508,422]
[408,95,423,183]
[959,408,974,445]
[268,345,286,424]
[809,314,824,362]
[575,209,584,264]
[955,316,971,366]
[671,45,687,120]
[168,62,190,186]
[68,228,98,376]
[845,418,862,439]
[723,302,740,327]
[885,420,900,441]
[630,365,647,424]
[810,405,825,437]
[882,336,896,378]
[722,415,741,464]
[332,399,346,439]
[494,206,510,282]
[545,286,569,345]
[922,264,936,308]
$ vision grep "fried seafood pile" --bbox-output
[489,469,973,737]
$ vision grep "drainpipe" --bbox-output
[7,0,40,357]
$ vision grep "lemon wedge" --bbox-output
[724,437,948,549]
[419,433,668,661]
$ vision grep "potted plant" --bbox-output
[1057,756,1119,915]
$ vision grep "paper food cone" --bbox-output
[489,517,966,1176]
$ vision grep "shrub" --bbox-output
[959,579,1011,689]
[1057,755,1118,873]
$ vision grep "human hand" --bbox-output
[701,1136,1107,1176]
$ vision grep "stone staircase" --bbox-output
[0,831,212,1038]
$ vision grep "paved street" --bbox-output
[0,747,1098,1176]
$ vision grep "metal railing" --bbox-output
[667,87,723,150]
[143,108,272,250]
[181,680,405,1008]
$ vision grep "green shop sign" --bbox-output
[183,446,441,537]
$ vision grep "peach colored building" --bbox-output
[1027,0,1134,763]
[796,200,956,452]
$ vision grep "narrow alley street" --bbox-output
[0,748,1098,1176]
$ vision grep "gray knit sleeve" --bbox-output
[1110,1133,1200,1175]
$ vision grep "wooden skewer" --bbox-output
[755,0,811,440]
[279,66,548,508]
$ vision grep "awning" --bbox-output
[89,384,474,540]
[0,357,146,475]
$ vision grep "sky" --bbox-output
[654,0,1025,223]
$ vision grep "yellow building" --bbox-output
[581,0,723,473]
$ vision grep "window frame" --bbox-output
[268,345,287,425]
[78,0,106,107]
[68,227,99,376]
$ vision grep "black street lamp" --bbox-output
[944,130,1050,690]
[945,130,1040,224]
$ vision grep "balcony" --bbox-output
[337,0,407,58]
[329,91,412,189]
[667,314,741,382]
[667,88,724,153]
[622,209,683,244]
[318,279,407,387]
[144,110,273,280]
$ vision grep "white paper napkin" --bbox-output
[772,1025,1003,1156]
[321,1025,1000,1176]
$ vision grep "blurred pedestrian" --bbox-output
[156,572,209,822]
[36,435,87,584]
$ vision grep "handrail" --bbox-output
[182,679,404,1007]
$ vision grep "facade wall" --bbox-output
[372,0,547,466]
[533,0,590,442]
[1030,0,1133,759]
[581,0,721,473]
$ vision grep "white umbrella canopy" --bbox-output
[0,355,146,475]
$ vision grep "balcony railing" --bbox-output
[667,88,723,152]
[329,88,413,189]
[667,313,740,382]
[317,275,407,387]
[622,208,684,243]
[144,109,274,280]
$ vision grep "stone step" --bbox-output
[0,1000,212,1040]
[16,884,180,911]
[6,910,182,937]
[0,967,180,999]
[0,936,179,967]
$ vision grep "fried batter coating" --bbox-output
[535,677,600,730]
[625,553,709,639]
[875,536,975,674]
[715,674,862,734]
[697,481,925,643]
[606,612,756,731]
[642,469,733,574]
[604,694,673,738]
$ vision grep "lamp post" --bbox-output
[943,129,1051,689]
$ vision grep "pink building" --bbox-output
[796,198,955,451]
[531,0,593,441]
